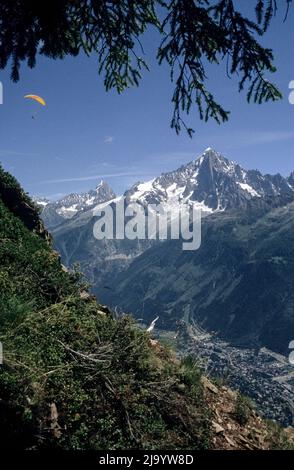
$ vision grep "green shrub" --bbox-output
[234,392,252,426]
[266,420,294,450]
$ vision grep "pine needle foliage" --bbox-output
[0,0,290,135]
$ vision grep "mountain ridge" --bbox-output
[36,180,116,229]
[38,148,294,231]
[47,149,294,312]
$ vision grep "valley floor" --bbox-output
[157,326,294,427]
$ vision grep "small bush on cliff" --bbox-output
[234,393,252,426]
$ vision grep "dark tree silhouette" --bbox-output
[0,0,291,135]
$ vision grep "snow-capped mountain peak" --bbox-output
[124,148,294,212]
[36,180,116,229]
[55,180,116,218]
[95,180,105,190]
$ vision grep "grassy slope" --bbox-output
[0,165,211,449]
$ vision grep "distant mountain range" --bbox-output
[36,149,294,355]
[34,180,115,229]
[124,147,293,211]
[36,148,294,229]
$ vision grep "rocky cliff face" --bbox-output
[202,376,294,450]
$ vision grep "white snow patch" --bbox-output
[57,204,78,213]
[191,200,214,213]
[57,204,79,218]
[166,183,185,200]
[85,196,95,206]
[130,179,156,200]
[238,182,260,197]
[36,200,48,207]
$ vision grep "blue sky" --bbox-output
[0,3,294,200]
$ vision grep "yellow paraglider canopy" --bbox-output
[24,94,46,106]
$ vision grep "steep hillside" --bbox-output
[0,165,291,450]
[0,165,210,449]
[103,194,294,356]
